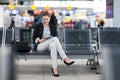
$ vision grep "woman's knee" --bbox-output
[52,37,59,41]
[49,43,56,50]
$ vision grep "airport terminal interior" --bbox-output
[0,0,120,80]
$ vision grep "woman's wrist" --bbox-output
[38,39,46,43]
[38,39,42,43]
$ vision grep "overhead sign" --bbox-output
[45,5,50,10]
[31,5,36,10]
[9,4,15,10]
[67,6,72,10]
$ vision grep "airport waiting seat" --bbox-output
[14,28,51,61]
[103,27,119,30]
[14,28,32,61]
[63,29,94,54]
[57,27,64,44]
[90,28,99,42]
[98,29,120,49]
[63,29,100,73]
[14,28,100,73]
[0,28,14,47]
[90,28,100,59]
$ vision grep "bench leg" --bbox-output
[16,54,20,61]
[90,54,101,74]
[86,59,94,65]
[25,54,27,61]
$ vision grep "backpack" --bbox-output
[12,40,31,52]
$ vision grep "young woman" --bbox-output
[33,12,74,77]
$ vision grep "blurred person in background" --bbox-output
[49,11,58,27]
[33,14,40,24]
[100,19,105,29]
[4,12,11,28]
[20,11,26,27]
[14,14,21,28]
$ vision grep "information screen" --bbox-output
[106,0,113,18]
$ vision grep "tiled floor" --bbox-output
[15,59,102,80]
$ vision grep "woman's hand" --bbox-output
[38,39,46,43]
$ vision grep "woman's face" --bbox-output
[42,15,50,25]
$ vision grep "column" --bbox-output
[113,0,120,27]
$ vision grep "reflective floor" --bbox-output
[15,59,102,80]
